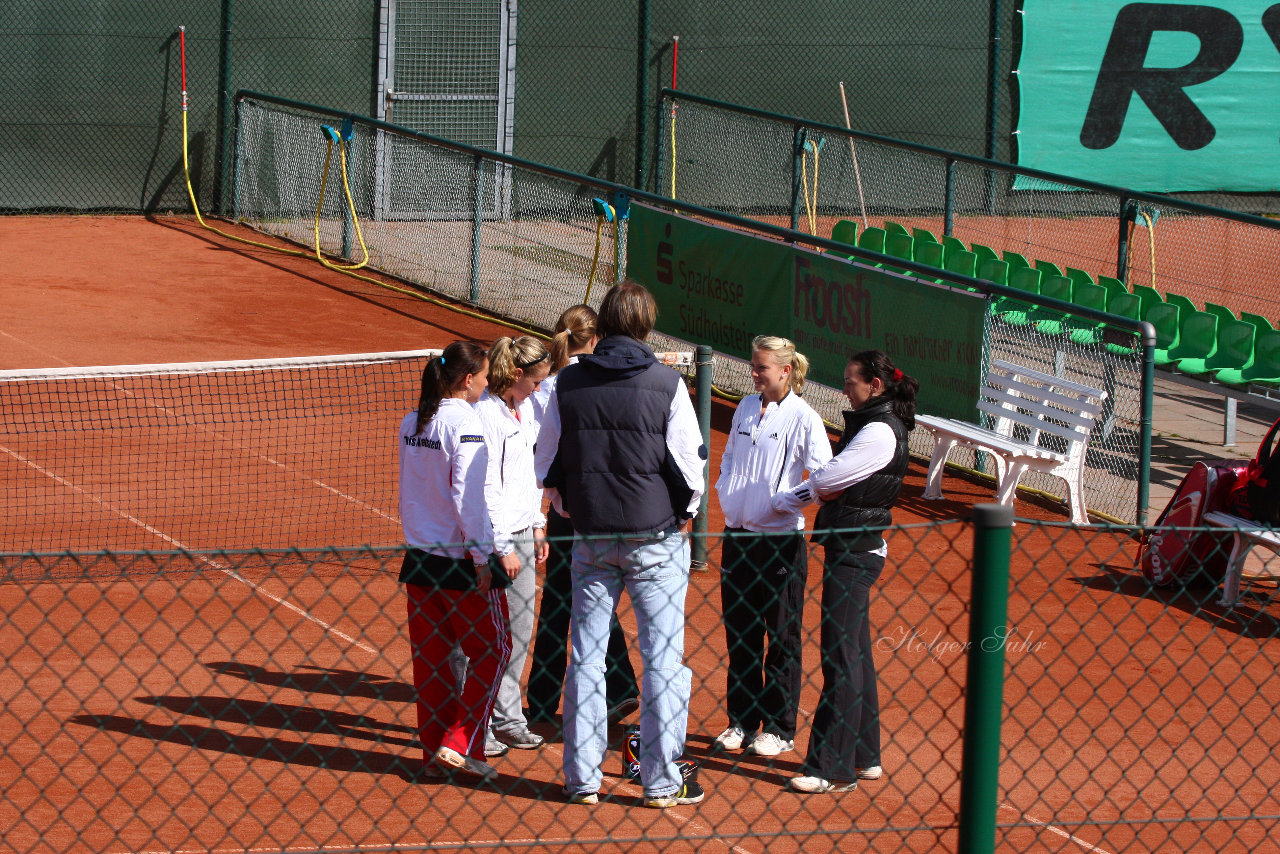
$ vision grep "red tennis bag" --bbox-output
[1139,460,1246,585]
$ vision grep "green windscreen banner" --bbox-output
[626,204,986,421]
[1016,0,1280,192]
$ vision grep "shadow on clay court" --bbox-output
[1072,562,1280,639]
[207,660,414,703]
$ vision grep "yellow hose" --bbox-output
[313,138,370,272]
[181,108,543,341]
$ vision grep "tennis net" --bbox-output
[0,351,437,553]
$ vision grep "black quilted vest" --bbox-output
[813,398,910,554]
[549,335,689,536]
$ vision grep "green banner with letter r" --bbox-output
[627,203,985,421]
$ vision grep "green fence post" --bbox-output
[1117,195,1132,280]
[470,155,484,303]
[944,157,956,237]
[691,344,713,569]
[958,502,1014,854]
[215,0,235,216]
[634,0,651,190]
[790,126,805,233]
[1139,327,1156,526]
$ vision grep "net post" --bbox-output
[690,344,713,570]
[958,502,1013,854]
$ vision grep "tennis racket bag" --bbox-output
[1139,460,1246,585]
[1227,415,1280,525]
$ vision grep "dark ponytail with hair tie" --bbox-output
[849,350,919,430]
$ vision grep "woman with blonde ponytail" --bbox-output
[475,335,554,753]
[526,305,640,725]
[712,335,832,759]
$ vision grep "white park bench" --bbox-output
[1201,510,1280,607]
[916,359,1108,524]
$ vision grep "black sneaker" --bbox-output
[644,779,705,808]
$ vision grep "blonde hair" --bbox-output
[550,304,598,371]
[487,335,550,396]
[752,335,810,394]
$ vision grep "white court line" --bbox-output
[999,803,1115,854]
[1,443,376,656]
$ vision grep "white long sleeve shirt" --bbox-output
[715,390,832,532]
[398,398,495,565]
[475,389,546,554]
[534,370,705,520]
[772,417,898,555]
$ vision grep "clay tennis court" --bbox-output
[2,216,1278,853]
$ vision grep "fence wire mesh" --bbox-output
[3,521,1278,853]
[660,92,1280,323]
[232,93,1145,523]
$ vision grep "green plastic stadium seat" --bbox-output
[1034,259,1064,279]
[945,248,978,278]
[1165,310,1219,372]
[1217,329,1280,386]
[942,235,968,263]
[978,258,1010,313]
[1146,303,1182,366]
[1167,311,1213,371]
[1132,284,1165,319]
[1204,302,1237,326]
[996,266,1042,327]
[1241,311,1276,335]
[914,240,945,269]
[1164,292,1198,319]
[883,232,914,273]
[1103,292,1143,355]
[858,226,887,254]
[1065,282,1109,345]
[1177,318,1255,378]
[1002,250,1031,273]
[1030,275,1074,335]
[1066,267,1096,292]
[884,220,910,237]
[977,257,1009,287]
[1106,292,1142,322]
[1098,275,1128,306]
[969,242,999,266]
[831,219,859,249]
[912,226,940,244]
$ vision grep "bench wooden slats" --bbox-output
[1201,510,1280,607]
[918,360,1108,524]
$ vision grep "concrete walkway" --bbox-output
[1148,377,1277,519]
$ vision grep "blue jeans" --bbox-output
[563,526,692,798]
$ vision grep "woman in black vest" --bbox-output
[772,349,918,794]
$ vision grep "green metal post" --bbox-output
[958,503,1014,854]
[944,158,956,237]
[470,155,484,302]
[1138,325,1156,525]
[1117,195,1132,281]
[634,0,651,190]
[790,126,805,233]
[691,344,713,569]
[214,0,235,215]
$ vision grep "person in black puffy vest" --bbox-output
[772,349,918,794]
[534,281,708,808]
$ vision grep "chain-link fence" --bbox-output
[659,90,1280,322]
[3,518,1278,853]
[231,91,1148,523]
